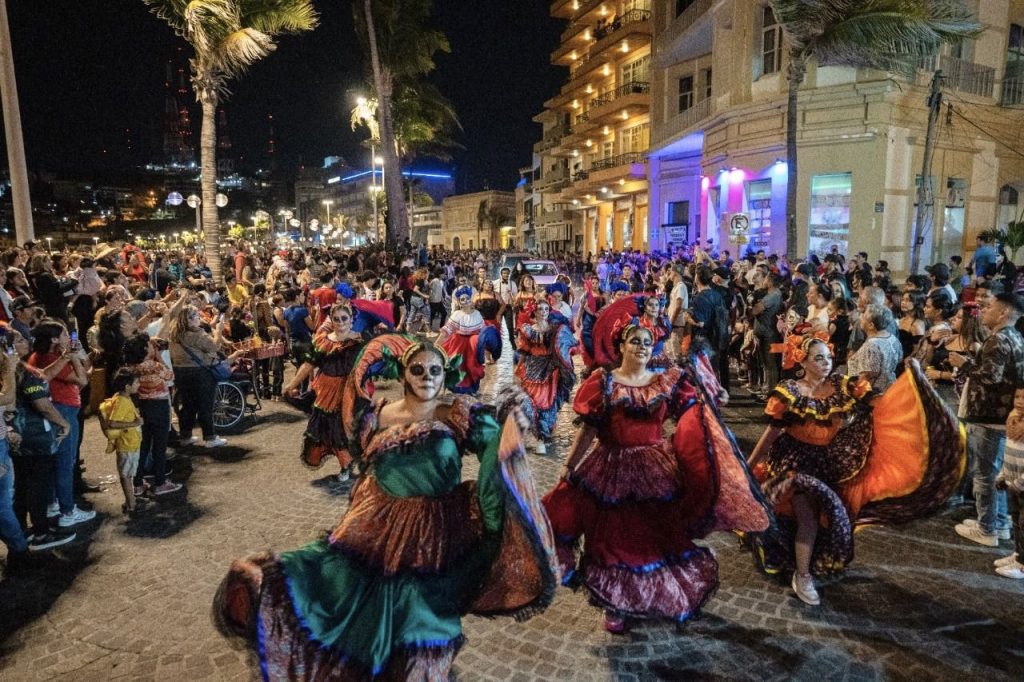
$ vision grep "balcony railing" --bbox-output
[917,54,995,98]
[540,204,574,224]
[590,151,646,173]
[535,167,570,191]
[569,9,652,78]
[589,81,650,108]
[534,123,572,153]
[654,96,713,146]
[593,9,651,42]
[1003,76,1024,105]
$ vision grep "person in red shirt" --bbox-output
[122,252,149,285]
[27,320,94,527]
[307,271,338,328]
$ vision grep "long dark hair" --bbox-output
[31,319,65,355]
[98,310,129,389]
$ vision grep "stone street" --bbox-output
[1,344,1022,682]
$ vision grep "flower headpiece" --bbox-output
[546,281,569,298]
[335,282,354,300]
[963,301,980,318]
[770,330,833,370]
[609,280,630,294]
[453,285,474,300]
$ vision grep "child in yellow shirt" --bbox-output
[99,369,143,514]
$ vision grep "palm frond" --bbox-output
[239,0,318,35]
[772,0,980,71]
[142,0,193,37]
[210,28,276,76]
[183,0,241,55]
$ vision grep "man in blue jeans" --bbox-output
[0,350,31,571]
[950,292,1024,546]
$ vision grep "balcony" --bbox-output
[652,96,714,148]
[916,54,995,98]
[550,0,576,19]
[1003,78,1024,106]
[534,123,572,154]
[539,204,574,225]
[567,9,652,81]
[583,81,650,128]
[591,151,645,173]
[535,166,571,192]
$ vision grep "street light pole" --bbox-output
[0,0,34,243]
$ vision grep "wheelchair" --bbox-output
[212,341,286,431]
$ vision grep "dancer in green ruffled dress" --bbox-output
[216,335,557,681]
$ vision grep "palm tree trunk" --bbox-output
[785,52,806,262]
[364,0,408,247]
[200,93,222,281]
[0,0,33,243]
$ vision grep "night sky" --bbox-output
[5,0,563,192]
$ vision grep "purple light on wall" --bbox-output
[729,168,745,184]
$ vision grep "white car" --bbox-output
[519,260,560,286]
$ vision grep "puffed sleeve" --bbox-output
[572,368,607,426]
[448,395,500,456]
[663,366,698,419]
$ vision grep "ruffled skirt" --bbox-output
[750,364,966,576]
[300,371,352,470]
[543,403,769,621]
[440,333,485,394]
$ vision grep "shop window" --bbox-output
[745,179,772,251]
[941,178,966,262]
[808,173,851,258]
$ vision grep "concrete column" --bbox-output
[0,0,33,243]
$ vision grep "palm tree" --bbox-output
[354,0,449,247]
[143,0,317,280]
[770,0,980,264]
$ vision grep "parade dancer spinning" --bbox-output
[746,334,965,605]
[515,298,578,455]
[576,272,605,370]
[436,285,500,394]
[216,335,558,680]
[543,323,770,633]
[283,303,364,482]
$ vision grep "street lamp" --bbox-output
[45,237,52,253]
[92,236,99,252]
[322,199,334,230]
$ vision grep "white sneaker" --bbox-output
[57,506,97,527]
[995,562,1024,579]
[201,437,227,448]
[961,518,1011,540]
[337,469,350,483]
[791,572,820,606]
[185,435,200,445]
[46,501,60,517]
[994,553,1019,568]
[954,522,999,547]
[535,442,547,455]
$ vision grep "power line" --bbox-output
[945,102,1024,162]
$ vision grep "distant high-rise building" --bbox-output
[217,106,234,174]
[162,47,195,167]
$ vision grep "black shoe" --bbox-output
[28,529,76,552]
[4,550,35,573]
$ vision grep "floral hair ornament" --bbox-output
[335,281,355,300]
[546,281,569,298]
[962,301,980,318]
[771,331,833,370]
[609,280,631,294]
[453,285,474,300]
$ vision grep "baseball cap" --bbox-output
[11,295,37,312]
[796,263,813,277]
[712,266,731,280]
[925,262,950,278]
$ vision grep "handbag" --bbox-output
[182,344,232,381]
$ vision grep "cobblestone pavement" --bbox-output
[1,341,1022,682]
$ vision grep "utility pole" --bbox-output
[909,70,943,275]
[0,0,34,243]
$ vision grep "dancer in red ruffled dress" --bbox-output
[543,323,770,633]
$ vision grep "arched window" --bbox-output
[999,184,1019,206]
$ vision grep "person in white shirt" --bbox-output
[493,267,518,344]
[665,266,689,359]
